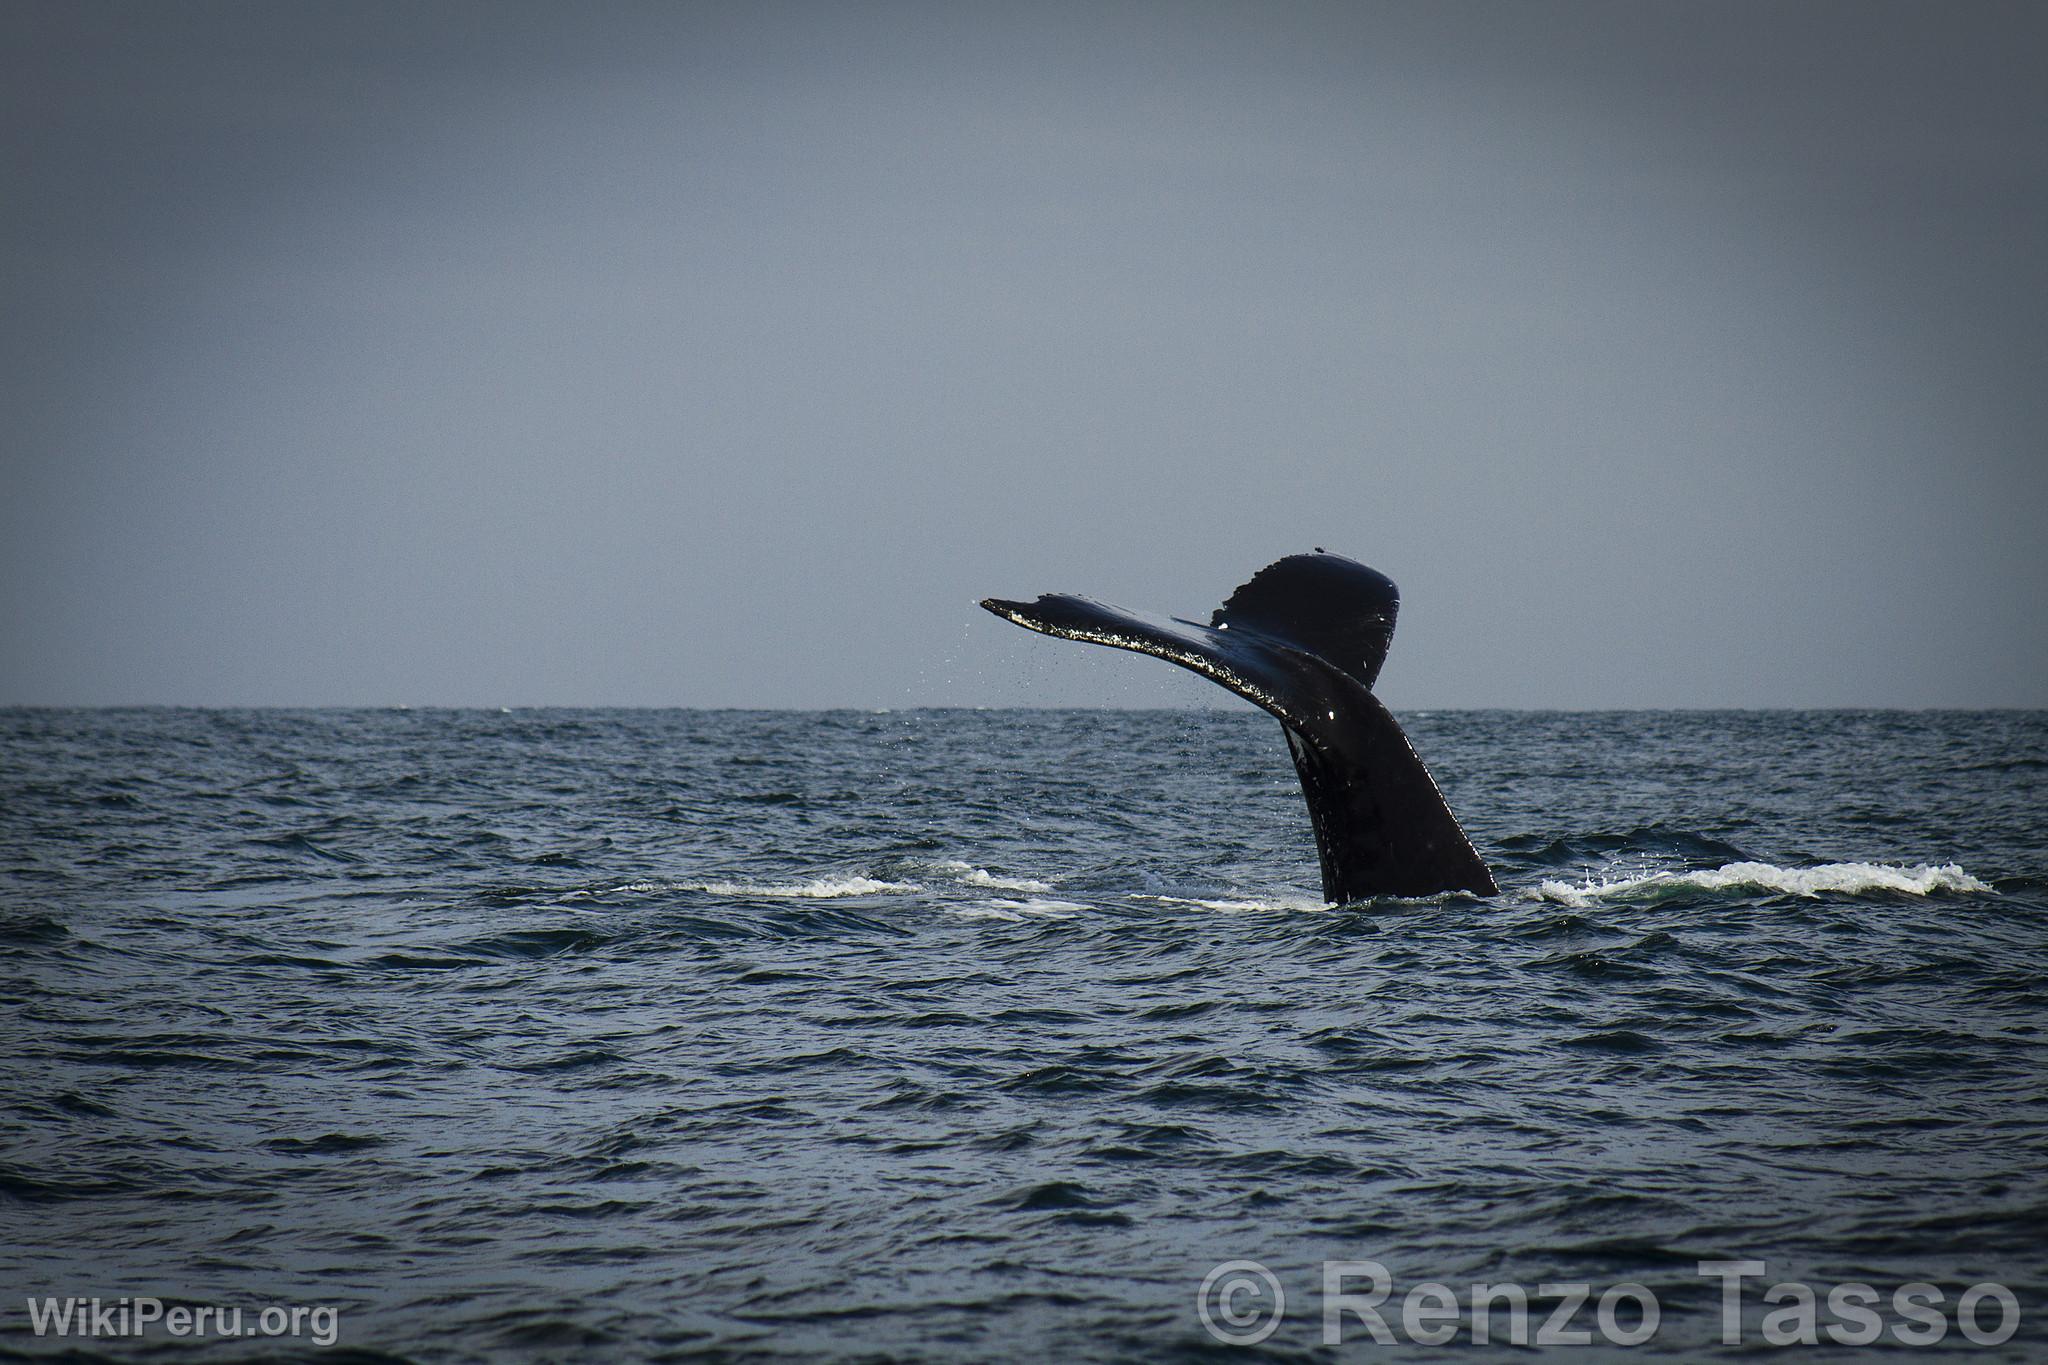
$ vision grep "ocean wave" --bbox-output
[921,859,1055,893]
[685,876,921,899]
[1139,892,1331,914]
[1532,861,1994,908]
[948,898,1087,922]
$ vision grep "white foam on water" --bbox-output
[963,869,1054,893]
[1006,898,1087,916]
[1532,861,1994,908]
[947,898,1086,922]
[686,876,921,899]
[922,859,1055,893]
[1139,892,1331,914]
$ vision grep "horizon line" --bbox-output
[4,702,2044,715]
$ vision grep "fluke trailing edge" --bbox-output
[980,551,1497,902]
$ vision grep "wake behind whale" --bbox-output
[982,551,1496,903]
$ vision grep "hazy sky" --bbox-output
[4,0,2044,708]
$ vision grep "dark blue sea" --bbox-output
[2,707,2044,1361]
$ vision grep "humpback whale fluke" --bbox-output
[980,551,1497,903]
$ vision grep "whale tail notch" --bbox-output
[980,550,1495,902]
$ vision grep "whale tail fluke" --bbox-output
[1210,551,1400,691]
[980,551,1495,903]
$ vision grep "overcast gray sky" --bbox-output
[3,0,2043,708]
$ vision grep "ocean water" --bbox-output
[1,706,2044,1361]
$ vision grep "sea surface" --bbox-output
[2,707,2044,1361]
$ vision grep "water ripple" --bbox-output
[0,707,2042,1359]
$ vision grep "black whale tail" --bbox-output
[980,550,1496,903]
